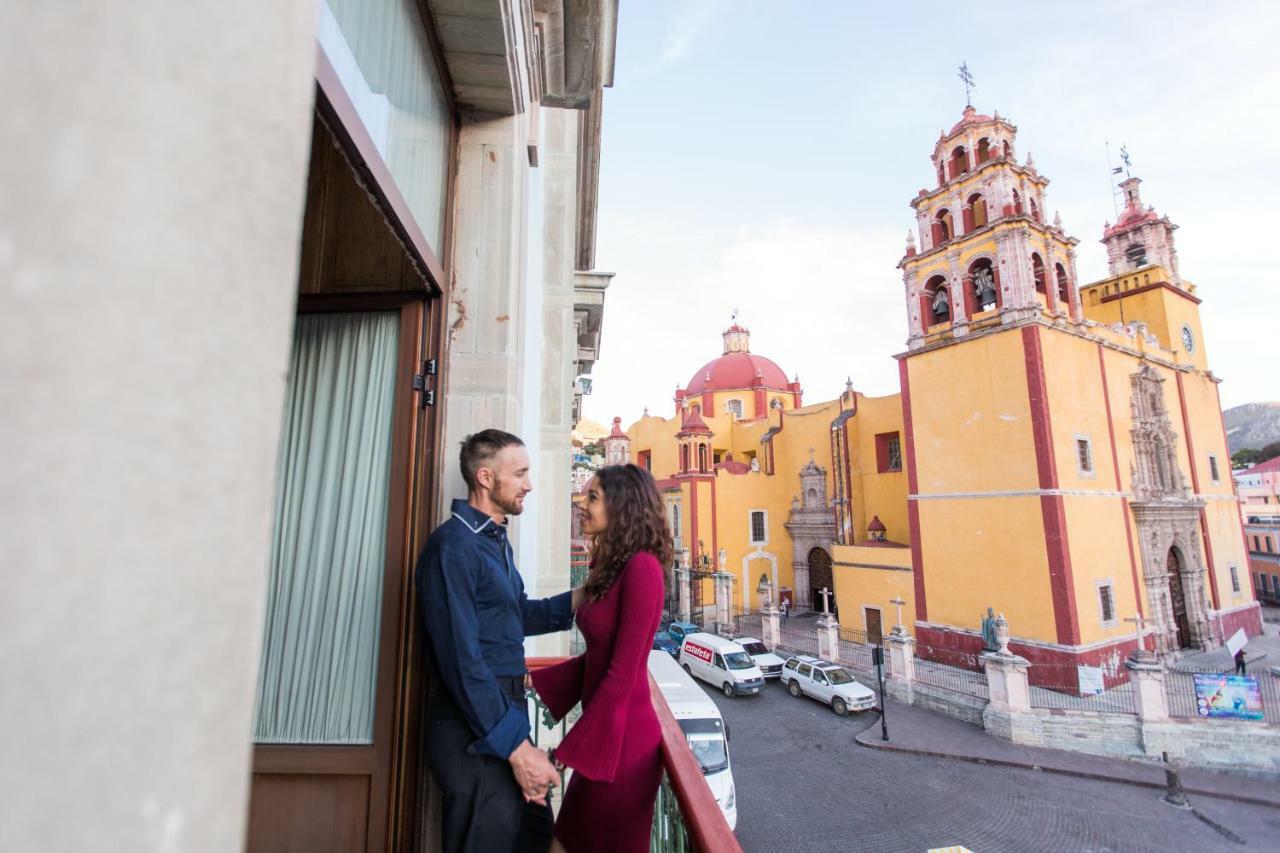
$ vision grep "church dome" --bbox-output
[685,324,791,394]
[948,105,993,136]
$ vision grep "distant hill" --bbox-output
[1223,402,1280,453]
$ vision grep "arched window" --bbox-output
[976,137,991,164]
[1054,263,1071,306]
[680,444,690,472]
[1002,140,1011,158]
[965,193,987,230]
[1029,196,1040,222]
[924,274,949,326]
[938,163,946,186]
[1010,189,1024,215]
[726,399,743,419]
[969,258,999,312]
[698,444,708,473]
[1031,253,1047,294]
[1126,243,1147,268]
[932,209,953,244]
[671,503,681,539]
[950,145,968,177]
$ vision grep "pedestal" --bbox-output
[981,651,1031,712]
[817,613,840,661]
[885,627,915,684]
[761,605,781,650]
[713,572,733,635]
[676,568,691,622]
[1126,654,1169,722]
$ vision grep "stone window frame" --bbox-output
[1229,563,1241,594]
[749,509,768,546]
[1095,579,1117,627]
[1208,453,1221,484]
[1074,434,1096,478]
[725,398,744,419]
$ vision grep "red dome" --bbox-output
[686,352,790,394]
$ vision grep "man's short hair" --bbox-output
[460,429,525,491]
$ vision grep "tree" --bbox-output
[1234,448,1264,468]
[1262,441,1280,462]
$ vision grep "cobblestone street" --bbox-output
[707,679,1280,852]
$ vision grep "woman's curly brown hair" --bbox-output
[584,464,674,600]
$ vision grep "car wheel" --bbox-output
[682,663,691,675]
[787,679,801,698]
[722,682,735,698]
[832,697,848,717]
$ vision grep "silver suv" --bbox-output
[780,655,877,717]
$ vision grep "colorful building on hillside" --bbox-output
[614,105,1261,680]
[1239,456,1280,604]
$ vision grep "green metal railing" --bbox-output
[650,772,693,852]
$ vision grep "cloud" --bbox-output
[584,221,908,427]
[630,0,727,77]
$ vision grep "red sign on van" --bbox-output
[685,642,712,664]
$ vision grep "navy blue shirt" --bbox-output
[417,499,574,758]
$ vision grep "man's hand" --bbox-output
[509,740,559,804]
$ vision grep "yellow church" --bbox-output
[609,105,1261,683]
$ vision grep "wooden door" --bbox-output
[807,547,833,615]
[1167,548,1191,650]
[247,297,431,853]
[865,608,883,647]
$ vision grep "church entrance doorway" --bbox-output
[807,547,833,616]
[1167,548,1192,649]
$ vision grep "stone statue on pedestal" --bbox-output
[980,607,999,651]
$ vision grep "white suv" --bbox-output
[780,655,877,717]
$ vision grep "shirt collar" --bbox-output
[451,498,508,539]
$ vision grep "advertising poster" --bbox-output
[1077,665,1105,696]
[1194,673,1263,721]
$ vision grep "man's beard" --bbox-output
[493,488,525,517]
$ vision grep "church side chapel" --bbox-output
[607,102,1259,691]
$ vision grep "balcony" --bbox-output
[527,657,742,852]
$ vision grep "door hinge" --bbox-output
[413,361,436,408]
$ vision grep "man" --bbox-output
[417,429,583,852]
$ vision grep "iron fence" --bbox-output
[835,626,887,675]
[1025,662,1138,714]
[775,620,820,657]
[729,607,762,641]
[913,644,989,700]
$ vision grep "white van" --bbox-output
[678,632,765,697]
[648,651,737,830]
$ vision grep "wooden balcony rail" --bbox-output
[526,657,742,853]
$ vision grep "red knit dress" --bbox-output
[531,552,665,853]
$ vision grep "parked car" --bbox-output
[648,651,737,830]
[734,637,786,679]
[652,630,680,658]
[666,620,700,643]
[780,655,877,716]
[679,633,766,697]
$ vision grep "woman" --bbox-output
[530,464,672,853]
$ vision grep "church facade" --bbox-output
[611,106,1260,680]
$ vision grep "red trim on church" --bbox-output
[916,624,1138,691]
[1097,343,1144,618]
[1022,326,1080,645]
[898,358,928,621]
[1175,371,1221,611]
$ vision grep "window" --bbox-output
[712,654,725,670]
[750,510,767,544]
[1209,454,1220,484]
[797,663,812,678]
[1097,583,1116,625]
[1261,574,1270,595]
[1229,564,1240,594]
[1076,437,1094,475]
[813,670,829,685]
[670,504,681,539]
[726,399,743,419]
[876,432,903,473]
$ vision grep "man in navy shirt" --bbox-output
[418,429,582,852]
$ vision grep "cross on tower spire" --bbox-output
[957,61,975,107]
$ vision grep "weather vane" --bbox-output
[730,306,739,324]
[958,61,975,107]
[1119,145,1132,177]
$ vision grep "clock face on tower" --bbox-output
[1181,325,1195,353]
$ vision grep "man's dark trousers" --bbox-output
[426,685,554,853]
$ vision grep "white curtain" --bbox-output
[253,311,400,744]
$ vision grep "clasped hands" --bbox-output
[509,740,561,804]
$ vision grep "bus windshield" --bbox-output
[678,719,728,774]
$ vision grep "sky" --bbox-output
[581,0,1278,429]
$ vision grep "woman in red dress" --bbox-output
[531,464,672,853]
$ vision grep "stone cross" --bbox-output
[889,597,906,628]
[818,586,833,615]
[1124,613,1148,653]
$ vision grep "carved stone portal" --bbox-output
[1128,364,1211,655]
[785,452,836,609]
